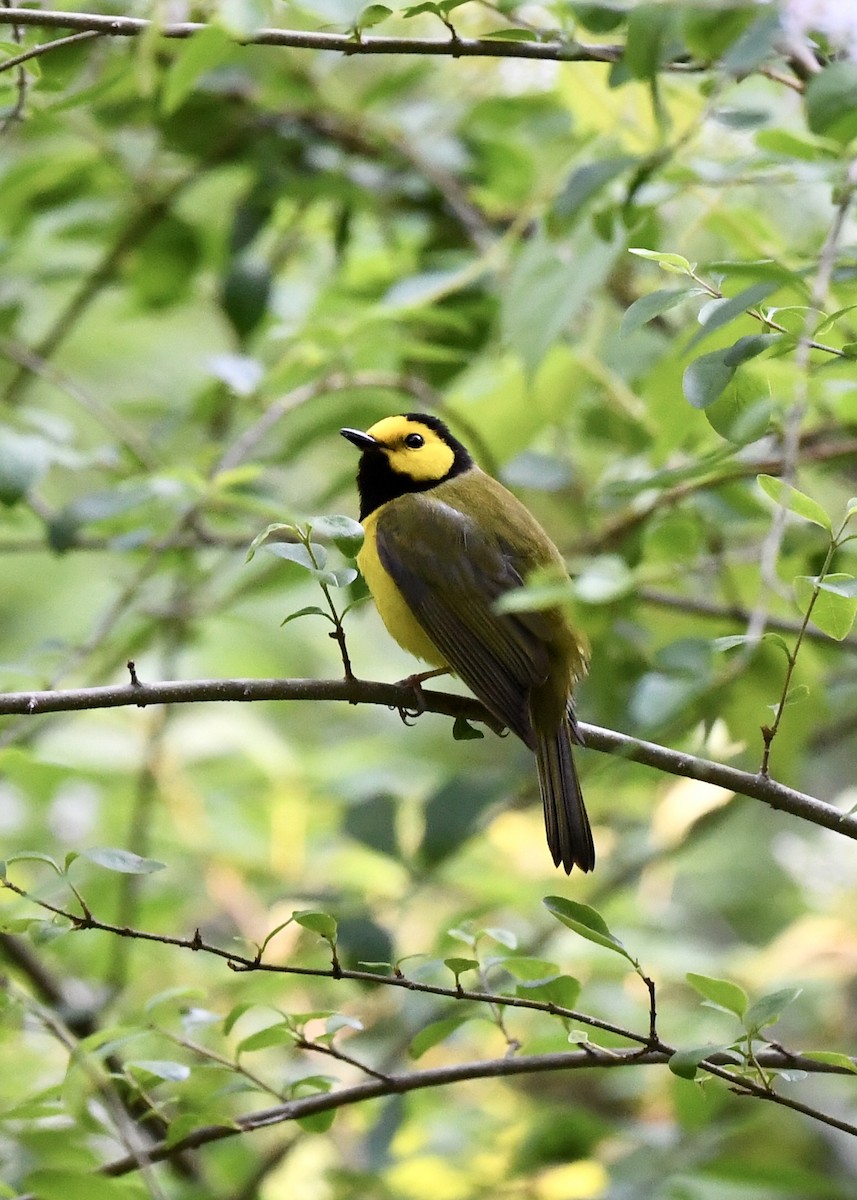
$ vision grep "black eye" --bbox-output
[404,433,425,449]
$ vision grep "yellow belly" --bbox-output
[358,508,446,667]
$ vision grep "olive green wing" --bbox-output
[374,494,550,746]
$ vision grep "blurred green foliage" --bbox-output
[2,0,857,1197]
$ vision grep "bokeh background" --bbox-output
[2,1,857,1196]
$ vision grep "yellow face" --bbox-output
[366,416,456,482]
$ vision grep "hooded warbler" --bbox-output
[341,413,593,874]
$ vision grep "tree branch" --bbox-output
[96,1044,857,1178]
[0,674,853,839]
[0,9,705,66]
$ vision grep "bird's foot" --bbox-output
[396,667,449,724]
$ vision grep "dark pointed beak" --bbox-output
[340,428,380,452]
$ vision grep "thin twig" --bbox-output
[0,9,699,68]
[0,28,100,73]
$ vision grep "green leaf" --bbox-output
[0,428,51,506]
[265,541,326,570]
[757,475,832,531]
[570,4,626,34]
[294,909,338,941]
[309,514,364,556]
[686,972,747,1018]
[503,228,619,373]
[688,280,779,349]
[683,335,778,409]
[280,605,329,627]
[543,897,635,963]
[402,2,441,16]
[409,1016,468,1060]
[574,555,634,604]
[793,575,857,640]
[161,26,233,114]
[83,847,166,874]
[237,1023,296,1054]
[623,3,678,82]
[498,957,560,984]
[551,156,636,232]
[515,974,580,1008]
[720,7,781,73]
[629,247,694,275]
[418,776,499,868]
[743,987,801,1035]
[6,851,62,874]
[482,27,539,40]
[805,62,857,143]
[344,793,399,859]
[620,288,691,338]
[246,522,298,561]
[801,1050,857,1074]
[354,3,392,31]
[668,1043,735,1080]
[452,716,484,741]
[24,1172,140,1200]
[444,956,478,982]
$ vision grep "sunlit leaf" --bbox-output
[686,973,747,1018]
[543,897,635,964]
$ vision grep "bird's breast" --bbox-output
[358,505,447,667]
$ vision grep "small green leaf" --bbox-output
[757,475,832,531]
[620,288,691,338]
[294,910,338,941]
[161,25,233,114]
[543,897,634,963]
[794,575,857,640]
[409,1016,468,1060]
[846,497,857,520]
[683,335,778,409]
[0,428,51,506]
[444,956,479,983]
[629,247,694,275]
[265,541,326,570]
[515,974,581,1008]
[802,1050,857,1074]
[743,986,801,1035]
[6,851,62,874]
[281,605,329,627]
[452,716,484,741]
[688,280,779,349]
[354,3,392,31]
[481,926,517,949]
[402,1,440,15]
[237,1023,296,1054]
[686,972,748,1018]
[574,555,634,604]
[83,847,166,874]
[309,514,364,556]
[668,1043,735,1080]
[805,62,857,143]
[482,27,539,40]
[246,522,298,561]
[499,957,560,984]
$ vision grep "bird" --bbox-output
[340,412,594,874]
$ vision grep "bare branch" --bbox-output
[0,675,852,838]
[0,28,100,74]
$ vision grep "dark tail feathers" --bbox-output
[534,710,594,874]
